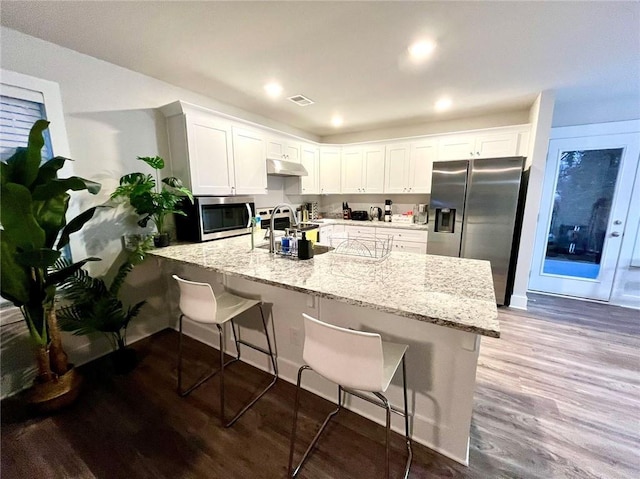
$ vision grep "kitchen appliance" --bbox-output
[414,204,428,224]
[342,202,352,220]
[369,206,383,221]
[384,199,392,222]
[351,210,369,221]
[427,157,526,305]
[266,158,308,177]
[175,196,254,242]
[257,205,320,234]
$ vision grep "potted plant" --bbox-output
[0,120,101,411]
[56,236,153,374]
[110,156,193,247]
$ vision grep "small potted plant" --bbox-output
[57,236,153,374]
[0,120,101,411]
[111,156,193,247]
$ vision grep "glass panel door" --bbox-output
[543,148,622,279]
[529,132,639,301]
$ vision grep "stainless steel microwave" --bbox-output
[175,196,255,242]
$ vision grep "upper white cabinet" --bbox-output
[232,126,268,195]
[438,131,520,161]
[384,139,435,193]
[166,110,235,196]
[300,143,320,194]
[319,147,341,194]
[162,101,268,196]
[339,145,384,194]
[267,136,300,162]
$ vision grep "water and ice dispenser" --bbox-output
[434,208,456,233]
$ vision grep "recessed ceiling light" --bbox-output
[331,115,343,127]
[435,97,452,112]
[408,40,436,62]
[264,82,283,98]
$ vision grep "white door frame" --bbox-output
[529,120,640,301]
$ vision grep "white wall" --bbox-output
[321,108,530,144]
[510,92,556,309]
[553,95,640,128]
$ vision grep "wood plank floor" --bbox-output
[2,293,639,478]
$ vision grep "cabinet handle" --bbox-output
[476,151,480,156]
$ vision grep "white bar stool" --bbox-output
[288,313,412,479]
[172,275,278,427]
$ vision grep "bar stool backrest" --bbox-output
[173,275,219,324]
[302,313,384,392]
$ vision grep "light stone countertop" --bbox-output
[150,236,499,338]
[312,219,429,231]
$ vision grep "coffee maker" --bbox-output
[384,199,392,222]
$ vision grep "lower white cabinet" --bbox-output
[377,227,428,254]
[392,240,427,254]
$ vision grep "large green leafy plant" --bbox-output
[57,236,153,353]
[0,120,101,382]
[110,156,193,237]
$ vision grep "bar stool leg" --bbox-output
[374,392,392,479]
[289,366,343,478]
[259,303,278,376]
[402,356,412,479]
[217,323,226,427]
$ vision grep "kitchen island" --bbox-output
[150,235,498,465]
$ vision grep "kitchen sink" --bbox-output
[256,244,334,255]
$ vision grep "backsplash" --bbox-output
[318,194,430,218]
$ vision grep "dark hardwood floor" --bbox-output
[2,293,639,478]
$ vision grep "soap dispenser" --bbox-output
[297,232,314,260]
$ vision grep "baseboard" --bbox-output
[508,293,528,310]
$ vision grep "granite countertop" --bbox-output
[313,219,429,231]
[150,236,499,338]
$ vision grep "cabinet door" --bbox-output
[474,132,518,158]
[384,143,410,193]
[266,138,285,159]
[232,127,267,195]
[362,145,385,194]
[409,140,436,193]
[185,113,234,195]
[285,142,300,162]
[319,147,341,194]
[341,147,363,194]
[438,135,475,161]
[300,144,319,194]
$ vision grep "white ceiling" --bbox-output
[1,1,639,136]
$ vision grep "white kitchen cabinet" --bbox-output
[166,111,235,195]
[377,227,428,254]
[267,136,300,162]
[232,126,267,195]
[384,140,435,194]
[341,145,385,194]
[319,147,341,194]
[438,131,519,161]
[392,240,427,254]
[343,224,376,237]
[300,143,320,194]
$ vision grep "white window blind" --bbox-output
[0,94,53,161]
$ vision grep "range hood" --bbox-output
[266,158,308,177]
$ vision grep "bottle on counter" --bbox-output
[297,232,314,260]
[290,230,298,256]
[281,228,291,254]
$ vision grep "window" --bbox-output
[0,70,78,322]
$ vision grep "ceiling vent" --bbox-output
[287,94,314,106]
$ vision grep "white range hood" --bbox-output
[266,158,308,177]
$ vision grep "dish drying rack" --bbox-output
[330,233,393,260]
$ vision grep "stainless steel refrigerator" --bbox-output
[427,157,527,305]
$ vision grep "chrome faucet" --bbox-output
[270,203,300,253]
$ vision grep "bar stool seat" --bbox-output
[288,313,412,478]
[172,275,278,428]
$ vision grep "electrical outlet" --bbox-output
[290,327,302,346]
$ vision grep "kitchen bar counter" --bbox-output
[150,235,499,338]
